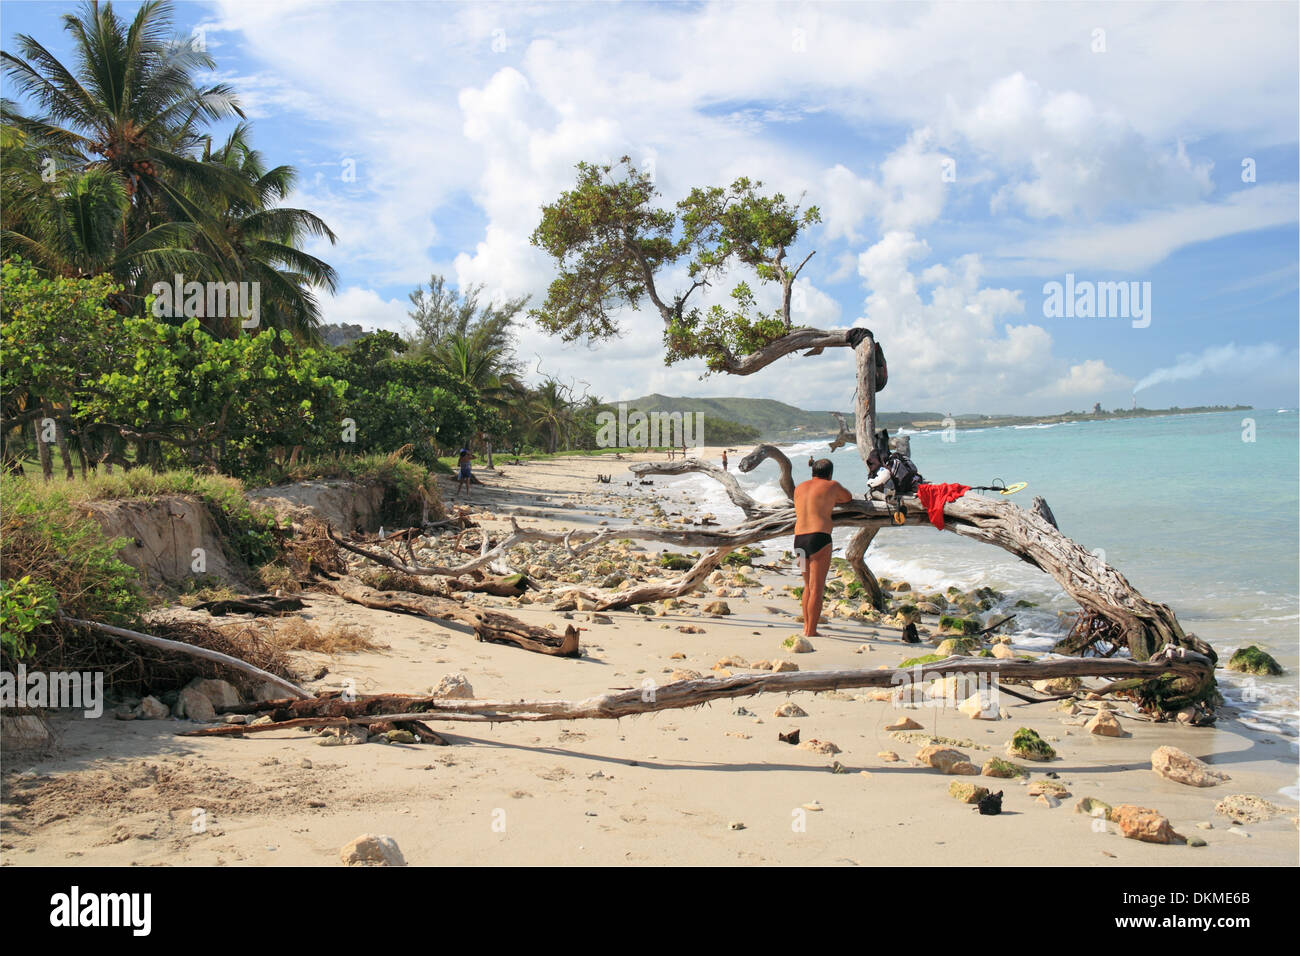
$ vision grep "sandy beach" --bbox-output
[3,448,1296,867]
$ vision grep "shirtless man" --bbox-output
[792,458,853,637]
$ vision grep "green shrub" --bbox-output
[0,576,57,659]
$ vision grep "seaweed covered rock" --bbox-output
[1006,727,1056,761]
[1226,645,1284,676]
[935,637,979,657]
[949,781,989,804]
[982,757,1028,778]
[939,616,982,636]
[1075,796,1113,819]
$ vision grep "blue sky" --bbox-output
[4,0,1297,413]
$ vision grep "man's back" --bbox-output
[794,477,853,534]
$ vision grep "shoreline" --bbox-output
[3,448,1296,866]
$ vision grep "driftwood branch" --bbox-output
[629,459,766,516]
[738,443,795,500]
[322,580,580,657]
[844,526,886,611]
[57,614,311,699]
[552,546,734,610]
[180,648,1212,734]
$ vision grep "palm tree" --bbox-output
[430,329,527,465]
[0,117,204,291]
[529,378,573,454]
[1,1,258,306]
[193,124,338,339]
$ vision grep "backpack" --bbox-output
[885,451,923,495]
[845,328,887,392]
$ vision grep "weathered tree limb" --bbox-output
[191,595,306,616]
[936,494,1208,662]
[445,572,532,598]
[1032,496,1059,530]
[854,331,878,458]
[738,443,795,500]
[322,580,581,657]
[844,526,886,611]
[629,459,766,516]
[57,614,312,699]
[828,411,855,452]
[715,327,862,377]
[180,648,1212,735]
[551,546,734,610]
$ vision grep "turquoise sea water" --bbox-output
[711,409,1300,737]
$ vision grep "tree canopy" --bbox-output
[530,156,825,375]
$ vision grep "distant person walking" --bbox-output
[455,448,474,500]
[721,450,728,470]
[792,458,853,637]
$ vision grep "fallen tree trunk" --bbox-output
[57,614,312,699]
[552,546,734,610]
[629,460,765,516]
[180,648,1212,733]
[191,595,305,616]
[445,572,532,598]
[322,580,580,657]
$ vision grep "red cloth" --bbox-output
[916,483,970,530]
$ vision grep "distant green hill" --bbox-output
[617,394,900,440]
[617,394,1252,441]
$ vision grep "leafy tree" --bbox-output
[406,274,527,363]
[2,1,334,330]
[529,156,823,374]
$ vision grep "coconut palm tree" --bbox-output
[192,124,339,339]
[529,378,574,454]
[1,1,260,306]
[0,118,205,291]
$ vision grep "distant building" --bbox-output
[1092,402,1102,415]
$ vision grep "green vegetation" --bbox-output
[659,552,696,571]
[722,546,764,566]
[0,470,146,634]
[0,575,57,659]
[1008,727,1056,761]
[899,653,944,668]
[981,757,1028,779]
[940,615,982,635]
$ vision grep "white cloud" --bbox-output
[943,72,1214,220]
[1132,342,1285,394]
[318,286,410,335]
[853,231,1131,410]
[992,183,1300,275]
